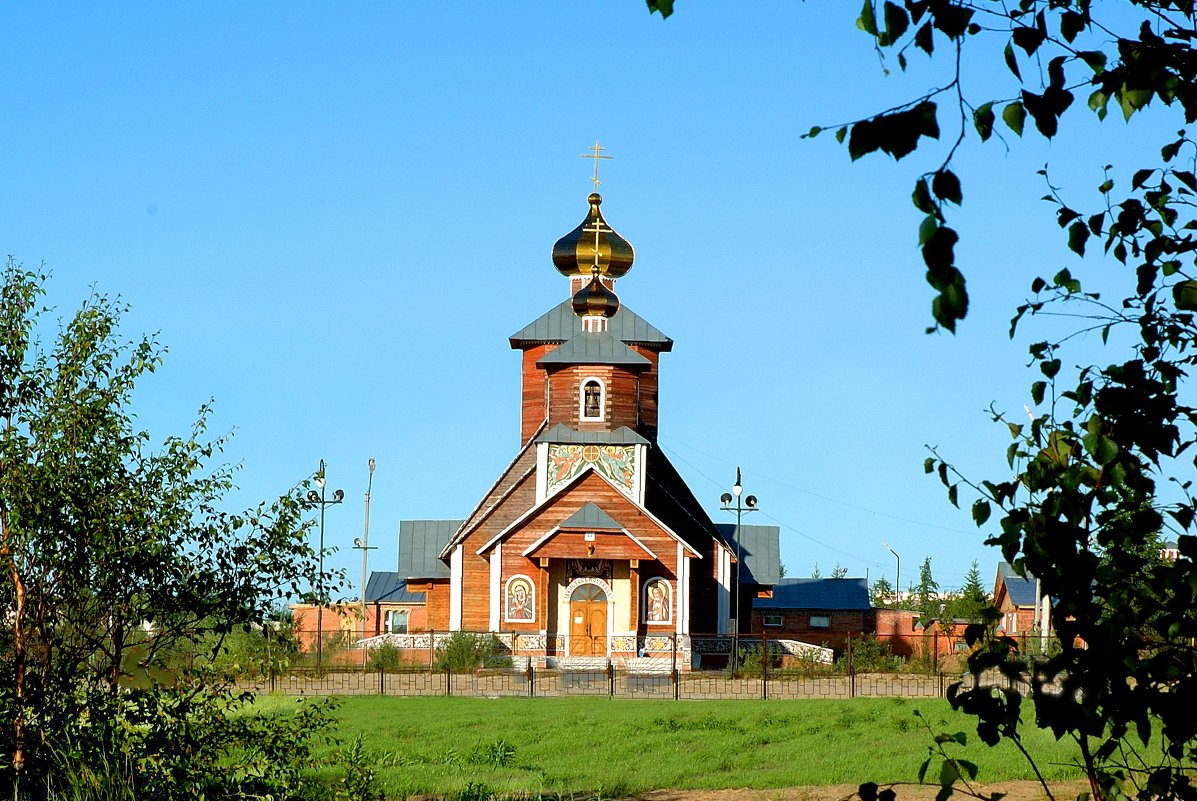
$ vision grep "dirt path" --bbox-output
[633,781,1088,801]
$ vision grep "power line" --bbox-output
[659,432,971,537]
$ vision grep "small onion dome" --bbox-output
[552,193,635,279]
[572,267,620,319]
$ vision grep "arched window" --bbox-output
[580,378,605,421]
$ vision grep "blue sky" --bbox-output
[1,3,1169,598]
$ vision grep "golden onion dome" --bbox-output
[552,193,634,279]
[572,267,620,319]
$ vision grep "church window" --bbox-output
[580,378,604,421]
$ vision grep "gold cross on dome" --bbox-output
[580,140,612,192]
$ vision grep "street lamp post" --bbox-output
[883,541,900,608]
[353,459,377,659]
[720,467,758,675]
[307,459,344,671]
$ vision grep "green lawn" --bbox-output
[255,695,1085,799]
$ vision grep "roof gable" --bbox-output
[559,501,623,530]
[475,466,700,558]
[399,519,463,579]
[996,562,1038,607]
[715,523,781,585]
[510,300,673,351]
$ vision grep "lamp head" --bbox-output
[315,476,326,489]
[306,489,320,503]
[353,537,363,548]
[732,483,743,497]
[333,489,345,503]
[368,458,376,472]
[745,495,758,509]
[720,492,734,506]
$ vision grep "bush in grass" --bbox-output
[367,643,404,671]
[839,634,901,673]
[434,632,510,672]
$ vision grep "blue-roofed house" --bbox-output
[994,562,1042,635]
[750,577,872,650]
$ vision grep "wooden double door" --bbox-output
[568,583,607,657]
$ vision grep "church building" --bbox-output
[365,176,779,667]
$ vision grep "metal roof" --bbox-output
[535,424,650,445]
[997,562,1038,607]
[509,300,673,351]
[536,329,652,368]
[559,502,623,530]
[399,519,463,579]
[755,578,871,611]
[715,523,781,585]
[364,572,427,604]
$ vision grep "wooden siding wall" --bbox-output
[520,344,553,443]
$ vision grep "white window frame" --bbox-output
[809,614,831,629]
[763,613,784,627]
[579,376,606,422]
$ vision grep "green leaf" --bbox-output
[645,0,674,18]
[1089,90,1109,121]
[1004,42,1022,80]
[1077,50,1106,73]
[857,0,878,35]
[1012,25,1045,56]
[1068,221,1090,256]
[1173,280,1197,311]
[1003,102,1026,137]
[914,21,934,54]
[972,499,991,526]
[879,1,909,46]
[933,169,963,205]
[835,127,847,143]
[1119,86,1153,121]
[1132,169,1155,189]
[1097,178,1113,194]
[806,126,822,138]
[1041,359,1061,379]
[1031,381,1047,403]
[948,483,959,508]
[913,178,936,214]
[974,102,994,141]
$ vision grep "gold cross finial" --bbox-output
[580,140,612,193]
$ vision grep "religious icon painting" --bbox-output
[643,578,671,624]
[505,575,535,622]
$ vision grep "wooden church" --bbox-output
[364,177,778,667]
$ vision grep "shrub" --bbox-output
[367,644,405,672]
[434,633,510,672]
[840,634,901,673]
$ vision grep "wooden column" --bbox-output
[629,559,640,630]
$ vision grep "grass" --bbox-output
[253,695,1086,799]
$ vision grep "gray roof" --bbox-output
[510,300,673,351]
[364,572,426,604]
[536,330,652,368]
[399,519,463,579]
[715,523,780,585]
[755,578,871,611]
[536,424,650,445]
[997,562,1038,607]
[559,502,623,530]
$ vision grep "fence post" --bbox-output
[607,660,615,699]
[848,636,856,698]
[270,664,276,694]
[445,666,452,696]
[934,630,940,673]
[761,630,768,700]
[428,630,435,673]
[528,660,535,698]
[672,634,680,701]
